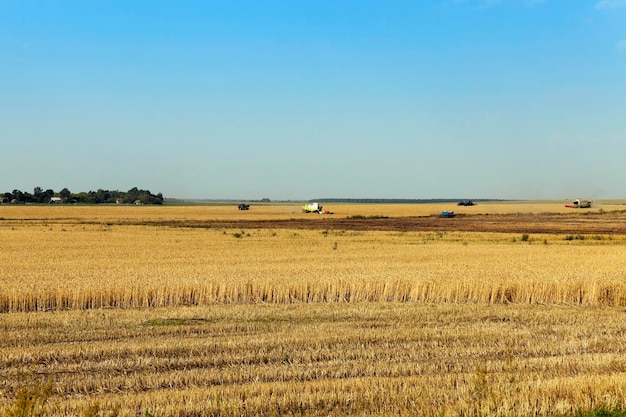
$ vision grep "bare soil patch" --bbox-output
[151,212,626,235]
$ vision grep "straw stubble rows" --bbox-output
[3,304,626,416]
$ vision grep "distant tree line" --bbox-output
[2,187,164,205]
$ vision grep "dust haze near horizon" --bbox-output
[1,1,625,201]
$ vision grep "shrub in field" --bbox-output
[559,407,626,417]
[3,381,52,417]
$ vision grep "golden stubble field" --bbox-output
[2,202,626,416]
[4,200,626,221]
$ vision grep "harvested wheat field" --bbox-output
[2,202,626,416]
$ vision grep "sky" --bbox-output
[1,1,625,200]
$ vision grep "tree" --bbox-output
[95,189,111,203]
[12,190,23,203]
[43,189,54,203]
[33,186,53,203]
[59,188,71,203]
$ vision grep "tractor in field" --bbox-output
[440,211,456,218]
[565,199,592,209]
[238,203,250,210]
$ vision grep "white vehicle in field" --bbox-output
[302,203,324,213]
[566,199,592,209]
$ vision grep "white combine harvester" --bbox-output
[302,203,332,214]
[566,199,592,209]
[302,203,324,213]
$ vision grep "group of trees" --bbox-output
[2,187,164,205]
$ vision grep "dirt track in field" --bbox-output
[155,213,626,235]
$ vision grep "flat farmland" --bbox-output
[2,202,626,416]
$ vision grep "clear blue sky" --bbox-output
[2,1,625,200]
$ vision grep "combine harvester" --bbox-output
[565,199,592,209]
[302,203,333,214]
